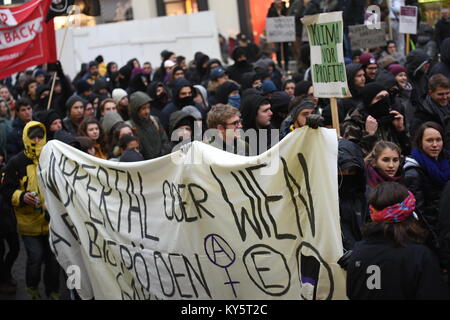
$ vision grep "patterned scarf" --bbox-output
[370,192,416,223]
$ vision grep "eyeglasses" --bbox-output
[225,119,242,127]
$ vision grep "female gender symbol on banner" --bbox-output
[204,234,240,298]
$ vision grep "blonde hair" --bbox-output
[207,104,240,129]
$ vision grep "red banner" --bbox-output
[0,0,56,79]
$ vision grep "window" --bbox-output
[164,0,198,16]
[157,0,208,17]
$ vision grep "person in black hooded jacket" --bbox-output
[338,138,367,251]
[240,90,278,155]
[216,81,241,108]
[430,38,450,79]
[161,78,205,132]
[147,81,171,121]
[186,52,210,85]
[227,47,254,86]
[406,49,431,100]
[338,63,366,118]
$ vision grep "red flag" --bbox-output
[0,0,56,79]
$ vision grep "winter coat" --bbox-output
[147,81,171,122]
[391,83,415,131]
[227,48,255,85]
[303,0,322,16]
[1,122,48,236]
[186,53,210,85]
[435,17,450,51]
[161,79,206,131]
[410,95,450,144]
[438,181,450,270]
[338,139,367,250]
[416,22,437,61]
[346,232,450,300]
[342,107,411,157]
[6,117,27,161]
[404,157,445,245]
[0,115,12,162]
[267,2,288,18]
[127,94,172,160]
[429,38,450,79]
[406,49,430,99]
[338,64,364,117]
[240,91,278,155]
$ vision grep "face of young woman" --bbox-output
[422,128,443,159]
[284,83,295,97]
[86,123,100,141]
[375,148,400,178]
[395,72,408,88]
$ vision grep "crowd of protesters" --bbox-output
[0,0,450,300]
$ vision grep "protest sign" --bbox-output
[349,22,387,50]
[301,11,350,135]
[399,6,418,35]
[0,0,56,79]
[301,11,350,99]
[38,128,347,300]
[266,16,296,43]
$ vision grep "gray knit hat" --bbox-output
[130,91,153,110]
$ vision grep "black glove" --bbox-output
[306,114,324,129]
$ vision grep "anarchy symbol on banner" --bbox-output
[204,234,240,298]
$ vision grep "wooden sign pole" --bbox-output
[47,11,73,110]
[405,33,410,56]
[330,98,340,137]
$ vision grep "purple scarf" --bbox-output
[365,161,401,188]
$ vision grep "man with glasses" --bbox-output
[204,104,251,156]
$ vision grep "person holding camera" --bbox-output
[342,82,411,157]
[388,64,416,132]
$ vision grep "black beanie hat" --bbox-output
[294,81,312,97]
[361,83,385,109]
[36,110,61,130]
[270,91,291,114]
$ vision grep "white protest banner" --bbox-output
[349,22,387,50]
[38,128,347,300]
[399,6,418,35]
[301,11,351,99]
[266,16,296,43]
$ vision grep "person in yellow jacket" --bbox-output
[1,121,60,300]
